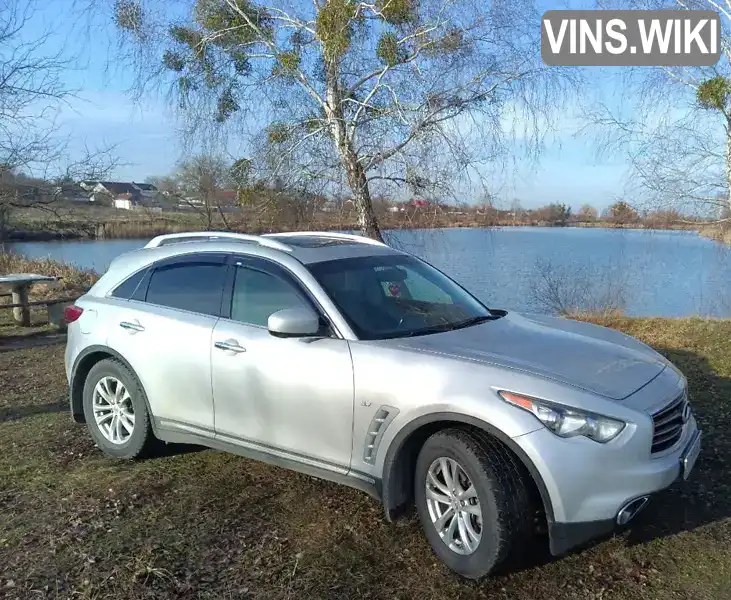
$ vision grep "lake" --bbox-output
[5,227,731,317]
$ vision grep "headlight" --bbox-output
[499,391,626,443]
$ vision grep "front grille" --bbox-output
[651,392,687,453]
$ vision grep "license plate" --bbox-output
[682,431,701,480]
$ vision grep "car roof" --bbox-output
[265,233,403,264]
[91,231,408,297]
[139,231,405,265]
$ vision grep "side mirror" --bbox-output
[268,307,322,338]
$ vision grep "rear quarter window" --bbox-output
[111,269,149,300]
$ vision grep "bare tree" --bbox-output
[108,0,573,240]
[586,0,731,220]
[605,200,639,225]
[0,0,116,241]
[576,203,598,222]
[176,153,235,229]
[529,257,628,317]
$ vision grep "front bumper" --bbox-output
[515,414,700,555]
[548,519,616,555]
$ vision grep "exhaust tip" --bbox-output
[616,496,650,525]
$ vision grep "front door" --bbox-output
[211,257,354,471]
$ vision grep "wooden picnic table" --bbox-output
[0,273,58,326]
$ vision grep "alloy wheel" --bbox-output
[92,376,135,444]
[425,457,483,555]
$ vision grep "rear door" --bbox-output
[104,253,227,434]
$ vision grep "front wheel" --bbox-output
[414,428,533,579]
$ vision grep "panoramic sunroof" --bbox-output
[274,236,357,248]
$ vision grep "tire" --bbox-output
[414,428,533,579]
[82,358,158,459]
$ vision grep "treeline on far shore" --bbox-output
[1,198,715,243]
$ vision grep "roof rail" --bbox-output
[263,231,387,247]
[144,232,293,252]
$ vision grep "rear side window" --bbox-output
[146,262,226,316]
[111,269,148,300]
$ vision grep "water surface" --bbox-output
[6,227,731,317]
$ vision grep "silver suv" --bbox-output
[64,231,701,578]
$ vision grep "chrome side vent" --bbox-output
[363,406,399,464]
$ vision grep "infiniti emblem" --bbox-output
[682,401,692,423]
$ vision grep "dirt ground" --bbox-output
[1,317,730,599]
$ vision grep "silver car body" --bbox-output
[65,231,700,555]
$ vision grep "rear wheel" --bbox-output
[82,358,158,459]
[414,428,533,579]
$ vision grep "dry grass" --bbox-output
[699,223,731,246]
[1,317,730,599]
[0,255,98,337]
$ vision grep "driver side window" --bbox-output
[231,266,307,327]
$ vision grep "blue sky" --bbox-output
[31,0,631,209]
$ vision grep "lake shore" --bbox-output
[1,314,729,599]
[699,223,731,246]
[3,205,703,242]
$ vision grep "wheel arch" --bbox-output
[379,413,554,525]
[69,345,141,423]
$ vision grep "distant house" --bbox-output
[93,182,140,197]
[114,192,163,213]
[177,190,237,209]
[132,182,159,199]
[113,193,136,210]
[79,180,98,191]
[56,184,91,203]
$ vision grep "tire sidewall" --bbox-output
[82,359,150,459]
[414,434,504,578]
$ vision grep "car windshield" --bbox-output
[308,254,497,340]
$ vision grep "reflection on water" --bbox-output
[6,227,731,317]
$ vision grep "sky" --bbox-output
[22,0,638,210]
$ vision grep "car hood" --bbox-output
[388,312,666,400]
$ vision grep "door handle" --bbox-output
[214,339,246,353]
[119,320,145,332]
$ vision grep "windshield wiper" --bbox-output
[449,314,501,331]
[395,314,499,338]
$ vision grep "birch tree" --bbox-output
[111,0,570,240]
[587,0,731,219]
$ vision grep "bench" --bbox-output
[0,274,83,327]
[1,295,81,328]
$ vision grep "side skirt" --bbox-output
[155,421,381,502]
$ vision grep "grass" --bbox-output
[0,254,98,341]
[1,318,730,599]
[699,223,731,247]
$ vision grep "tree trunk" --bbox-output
[324,64,384,242]
[726,118,731,215]
[342,149,383,241]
